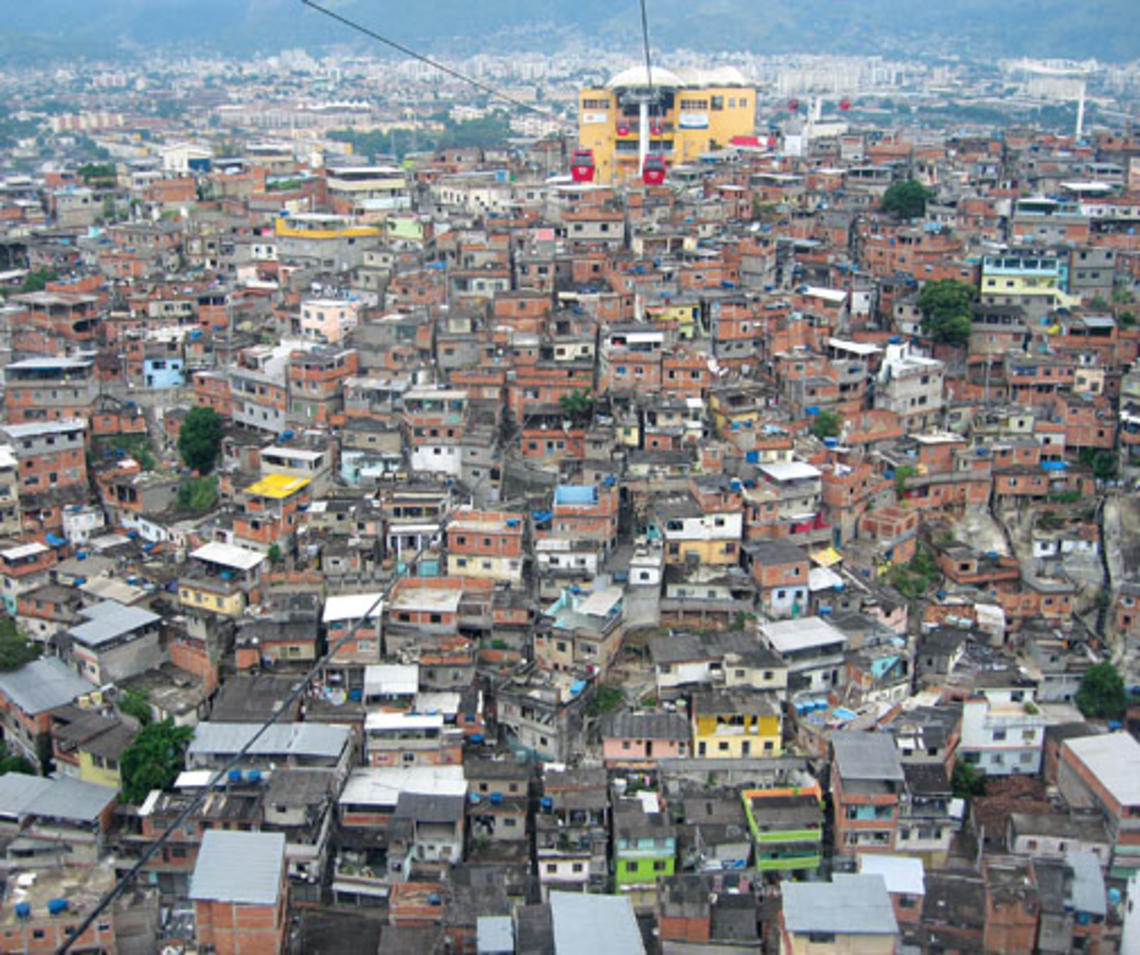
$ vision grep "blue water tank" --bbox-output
[469,733,485,744]
[427,893,442,906]
[228,769,243,784]
[247,770,262,785]
[47,899,68,916]
[14,903,30,919]
[540,797,553,811]
[489,792,504,805]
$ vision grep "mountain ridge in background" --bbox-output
[3,0,1136,62]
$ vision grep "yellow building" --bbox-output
[578,66,755,183]
[78,746,124,790]
[692,689,782,758]
[179,579,247,617]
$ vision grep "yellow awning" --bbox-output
[810,546,843,567]
[245,473,311,499]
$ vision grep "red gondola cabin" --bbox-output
[570,148,596,183]
[642,155,666,186]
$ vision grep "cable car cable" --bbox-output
[300,0,570,127]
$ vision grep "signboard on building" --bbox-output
[679,112,709,129]
[581,111,608,125]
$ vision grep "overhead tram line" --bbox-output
[56,381,538,953]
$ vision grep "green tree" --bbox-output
[951,760,986,799]
[119,688,152,726]
[0,617,38,672]
[120,719,194,804]
[20,268,58,293]
[177,476,218,512]
[587,685,624,716]
[267,543,284,565]
[881,179,933,219]
[894,464,918,499]
[178,407,224,474]
[886,543,940,600]
[917,279,978,345]
[559,389,595,423]
[77,162,116,186]
[108,435,156,471]
[0,741,35,776]
[1079,448,1118,481]
[810,408,842,440]
[1076,662,1127,720]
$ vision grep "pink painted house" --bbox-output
[602,711,691,769]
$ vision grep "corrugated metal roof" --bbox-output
[783,874,898,935]
[477,916,514,954]
[69,600,160,647]
[1067,850,1106,916]
[32,775,118,822]
[858,854,926,896]
[189,830,285,905]
[0,657,94,715]
[832,732,905,783]
[188,721,350,760]
[549,891,645,955]
[1064,732,1140,808]
[0,773,116,823]
[604,711,690,741]
[191,541,265,571]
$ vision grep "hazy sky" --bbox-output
[2,0,1135,62]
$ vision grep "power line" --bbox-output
[300,0,570,128]
[59,407,534,953]
[638,0,656,110]
[57,527,440,953]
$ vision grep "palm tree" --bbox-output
[559,389,595,424]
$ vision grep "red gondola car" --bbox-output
[839,97,851,111]
[617,121,630,137]
[642,154,666,186]
[570,148,595,183]
[788,98,799,112]
[651,121,664,137]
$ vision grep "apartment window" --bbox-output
[625,862,637,873]
[992,729,1006,742]
[546,863,558,874]
[572,863,584,873]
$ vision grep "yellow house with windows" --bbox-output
[179,579,247,617]
[692,688,782,758]
[578,66,755,183]
[54,710,137,791]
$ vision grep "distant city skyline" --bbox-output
[2,0,1139,63]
